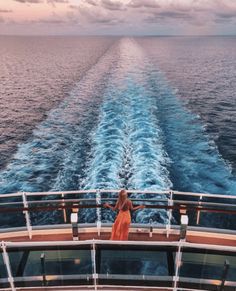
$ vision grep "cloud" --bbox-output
[3,0,236,34]
[79,4,125,25]
[146,10,193,23]
[47,0,69,6]
[101,0,125,11]
[29,12,79,25]
[128,0,160,9]
[0,9,13,13]
[212,1,236,23]
[68,1,126,25]
[86,0,99,6]
[214,12,236,24]
[128,0,236,26]
[14,0,43,3]
[14,0,69,3]
[68,5,79,10]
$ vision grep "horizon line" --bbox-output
[0,34,236,37]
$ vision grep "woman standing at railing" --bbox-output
[104,189,145,240]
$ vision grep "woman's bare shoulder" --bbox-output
[127,199,132,205]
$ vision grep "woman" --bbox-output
[104,189,145,240]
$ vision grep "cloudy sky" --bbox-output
[0,0,236,35]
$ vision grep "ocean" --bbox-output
[0,36,236,224]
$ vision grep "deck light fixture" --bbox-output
[149,219,153,238]
[180,215,188,240]
[71,212,79,241]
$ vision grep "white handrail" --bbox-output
[3,239,236,252]
[0,189,235,200]
[1,239,236,291]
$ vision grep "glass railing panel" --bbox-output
[8,247,93,287]
[97,245,175,287]
[196,212,236,231]
[100,190,118,223]
[0,251,9,289]
[29,204,66,226]
[77,191,98,224]
[0,252,7,278]
[182,195,236,231]
[100,250,170,275]
[0,196,25,229]
[28,193,71,226]
[180,250,236,281]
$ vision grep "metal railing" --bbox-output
[0,239,236,291]
[0,189,236,238]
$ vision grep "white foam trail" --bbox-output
[82,39,172,223]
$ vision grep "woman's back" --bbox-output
[118,199,131,211]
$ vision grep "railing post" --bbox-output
[166,191,173,238]
[149,219,153,238]
[219,260,230,291]
[196,195,202,225]
[22,192,32,239]
[1,241,16,291]
[96,189,101,226]
[61,193,67,223]
[173,240,183,291]
[71,206,79,241]
[40,253,46,286]
[97,220,101,237]
[91,240,98,291]
[180,215,188,241]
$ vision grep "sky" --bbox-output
[0,0,236,35]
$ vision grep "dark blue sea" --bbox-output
[0,36,236,224]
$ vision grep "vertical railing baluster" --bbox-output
[96,189,101,226]
[91,240,98,291]
[61,193,67,223]
[166,190,173,238]
[219,260,230,291]
[40,253,46,286]
[22,192,32,239]
[1,242,16,291]
[196,195,202,225]
[173,240,183,291]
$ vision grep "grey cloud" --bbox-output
[85,0,125,11]
[214,12,236,24]
[36,19,67,24]
[86,0,98,6]
[156,11,192,20]
[79,5,124,25]
[68,5,79,10]
[128,0,160,9]
[101,0,125,11]
[144,8,198,25]
[137,1,214,26]
[31,15,79,25]
[216,11,236,19]
[47,0,69,5]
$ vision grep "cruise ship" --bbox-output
[0,189,235,291]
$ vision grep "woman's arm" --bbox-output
[104,202,118,211]
[132,205,145,211]
[129,200,145,211]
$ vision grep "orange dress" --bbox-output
[111,209,131,240]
